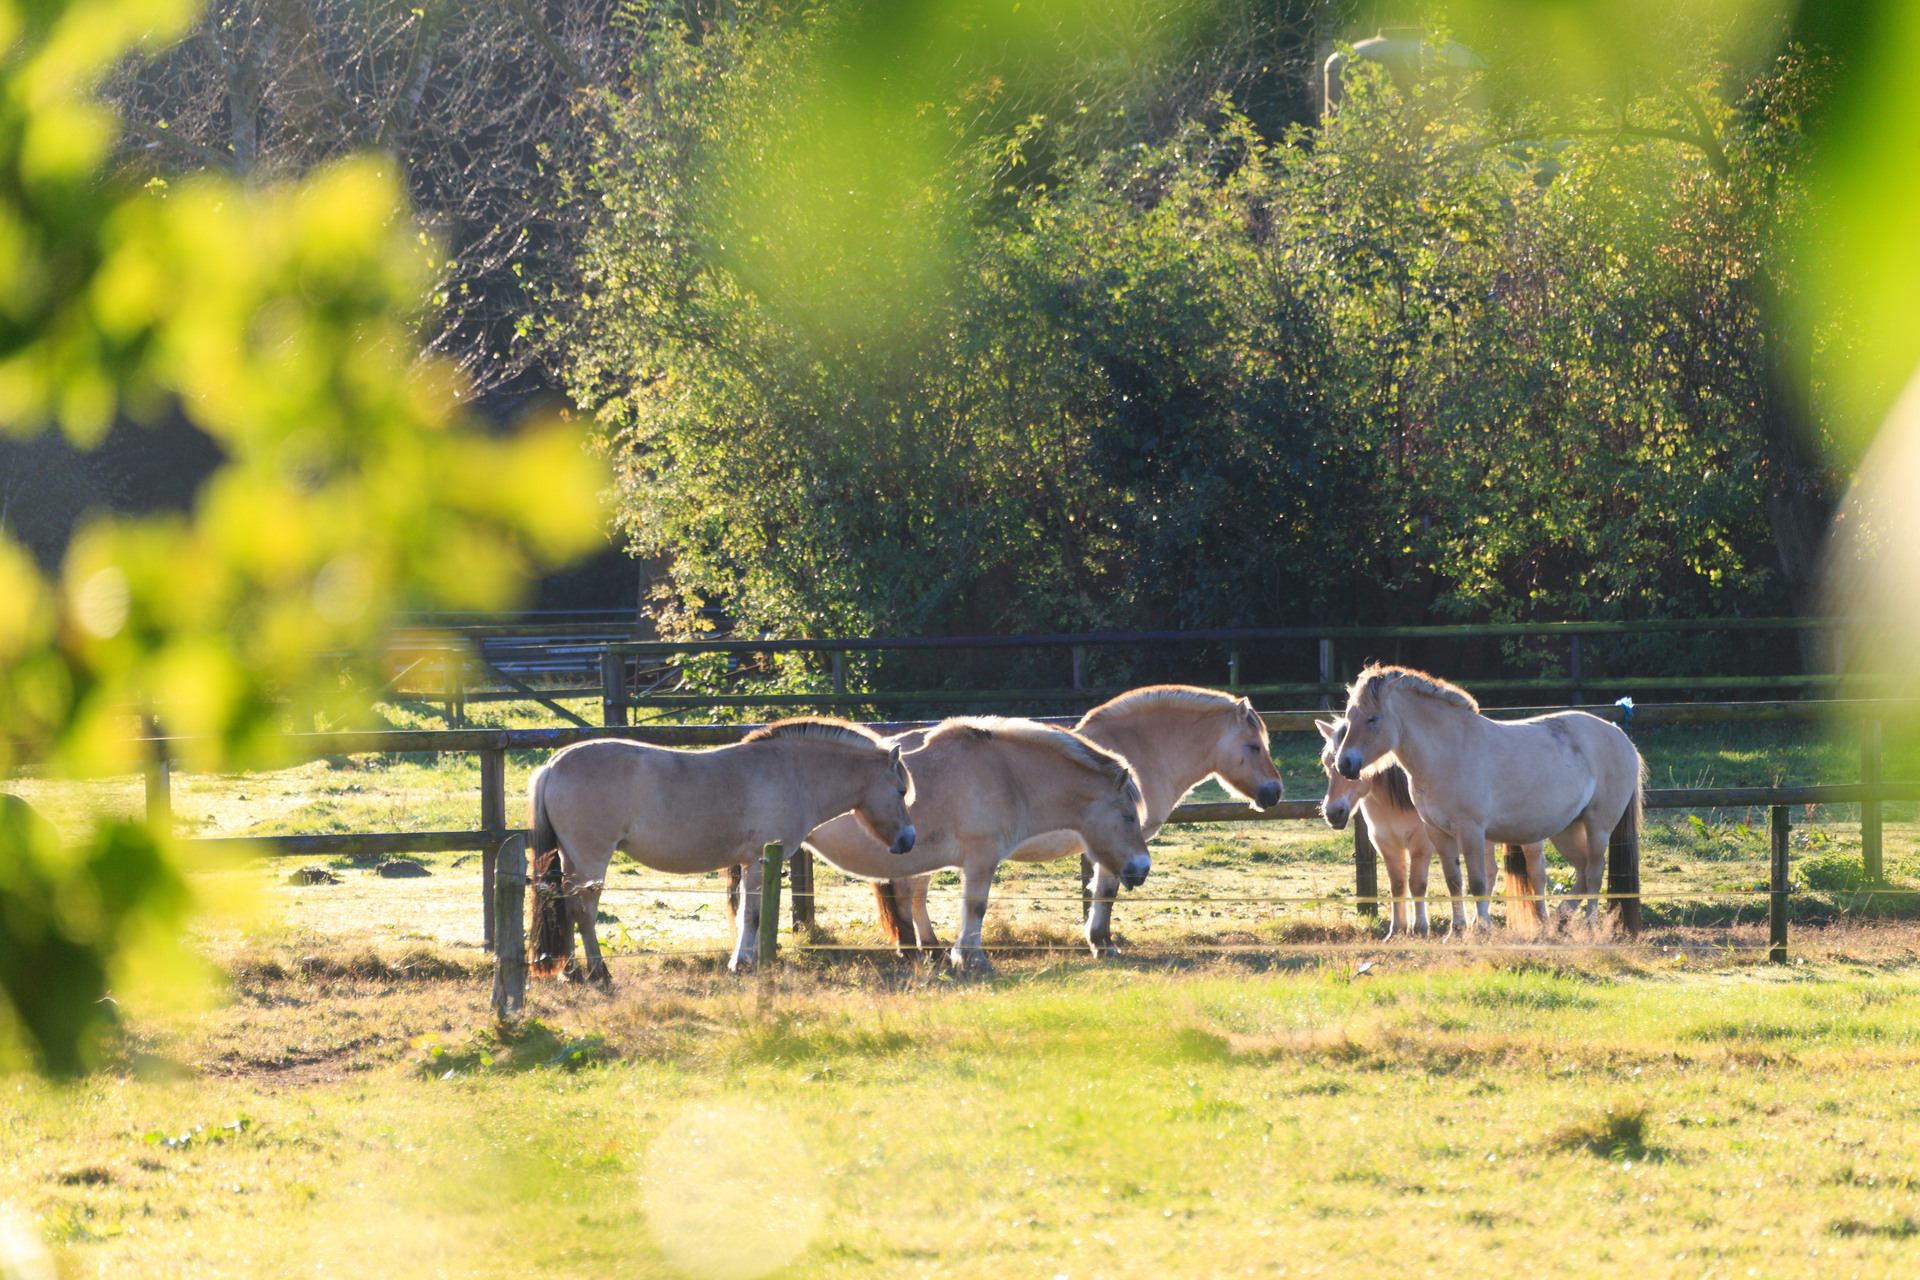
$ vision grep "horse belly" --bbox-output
[1007,829,1085,864]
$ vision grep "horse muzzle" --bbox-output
[889,825,917,855]
[1254,779,1283,809]
[1336,750,1364,781]
[1120,854,1151,890]
[1322,800,1350,830]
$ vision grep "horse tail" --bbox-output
[726,864,742,923]
[527,764,573,978]
[1614,783,1644,936]
[872,878,916,950]
[1504,844,1544,934]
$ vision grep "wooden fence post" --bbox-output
[1569,635,1582,706]
[1353,811,1378,918]
[1229,647,1241,691]
[1318,638,1333,711]
[1769,805,1790,963]
[601,649,628,727]
[831,651,845,699]
[491,834,529,1019]
[758,842,784,969]
[790,848,814,930]
[1862,719,1883,884]
[480,748,506,950]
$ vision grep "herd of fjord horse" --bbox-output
[526,665,1643,981]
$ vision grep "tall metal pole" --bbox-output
[1862,720,1883,884]
[1769,805,1790,964]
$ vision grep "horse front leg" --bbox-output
[729,857,763,973]
[1379,840,1412,940]
[1431,824,1467,935]
[948,856,997,975]
[1085,859,1123,958]
[1407,835,1434,937]
[1548,829,1591,922]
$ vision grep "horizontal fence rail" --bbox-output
[365,617,1867,725]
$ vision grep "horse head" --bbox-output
[853,744,917,855]
[1212,696,1284,810]
[1079,762,1153,889]
[1334,668,1405,779]
[1315,717,1374,829]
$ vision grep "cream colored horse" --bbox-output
[803,717,1152,972]
[528,717,915,979]
[869,686,1283,957]
[1315,717,1547,936]
[1331,665,1641,930]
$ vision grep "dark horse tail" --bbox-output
[1504,845,1545,934]
[527,765,574,978]
[872,879,917,950]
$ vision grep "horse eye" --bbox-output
[1367,715,1380,724]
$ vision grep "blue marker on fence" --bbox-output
[1614,696,1634,726]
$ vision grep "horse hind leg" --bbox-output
[567,878,612,987]
[908,874,944,954]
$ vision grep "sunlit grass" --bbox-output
[8,941,1920,1278]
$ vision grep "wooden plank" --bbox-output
[1353,812,1378,918]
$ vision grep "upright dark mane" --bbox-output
[928,717,1143,807]
[1349,664,1479,715]
[1372,763,1414,811]
[741,717,884,749]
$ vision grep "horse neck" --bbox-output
[1084,711,1212,825]
[1383,693,1473,782]
[771,740,871,831]
[1001,739,1107,838]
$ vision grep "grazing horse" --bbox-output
[528,717,915,980]
[866,686,1283,957]
[1315,718,1546,936]
[803,717,1152,973]
[1331,665,1641,931]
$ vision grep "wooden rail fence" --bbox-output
[137,697,1914,990]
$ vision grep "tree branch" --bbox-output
[501,0,590,88]
[117,115,236,174]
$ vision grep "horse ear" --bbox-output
[887,744,902,766]
[1314,718,1338,741]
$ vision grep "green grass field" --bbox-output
[8,941,1920,1278]
[7,703,1920,1277]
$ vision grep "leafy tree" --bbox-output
[0,0,604,1076]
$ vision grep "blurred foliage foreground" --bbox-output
[0,0,606,1075]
